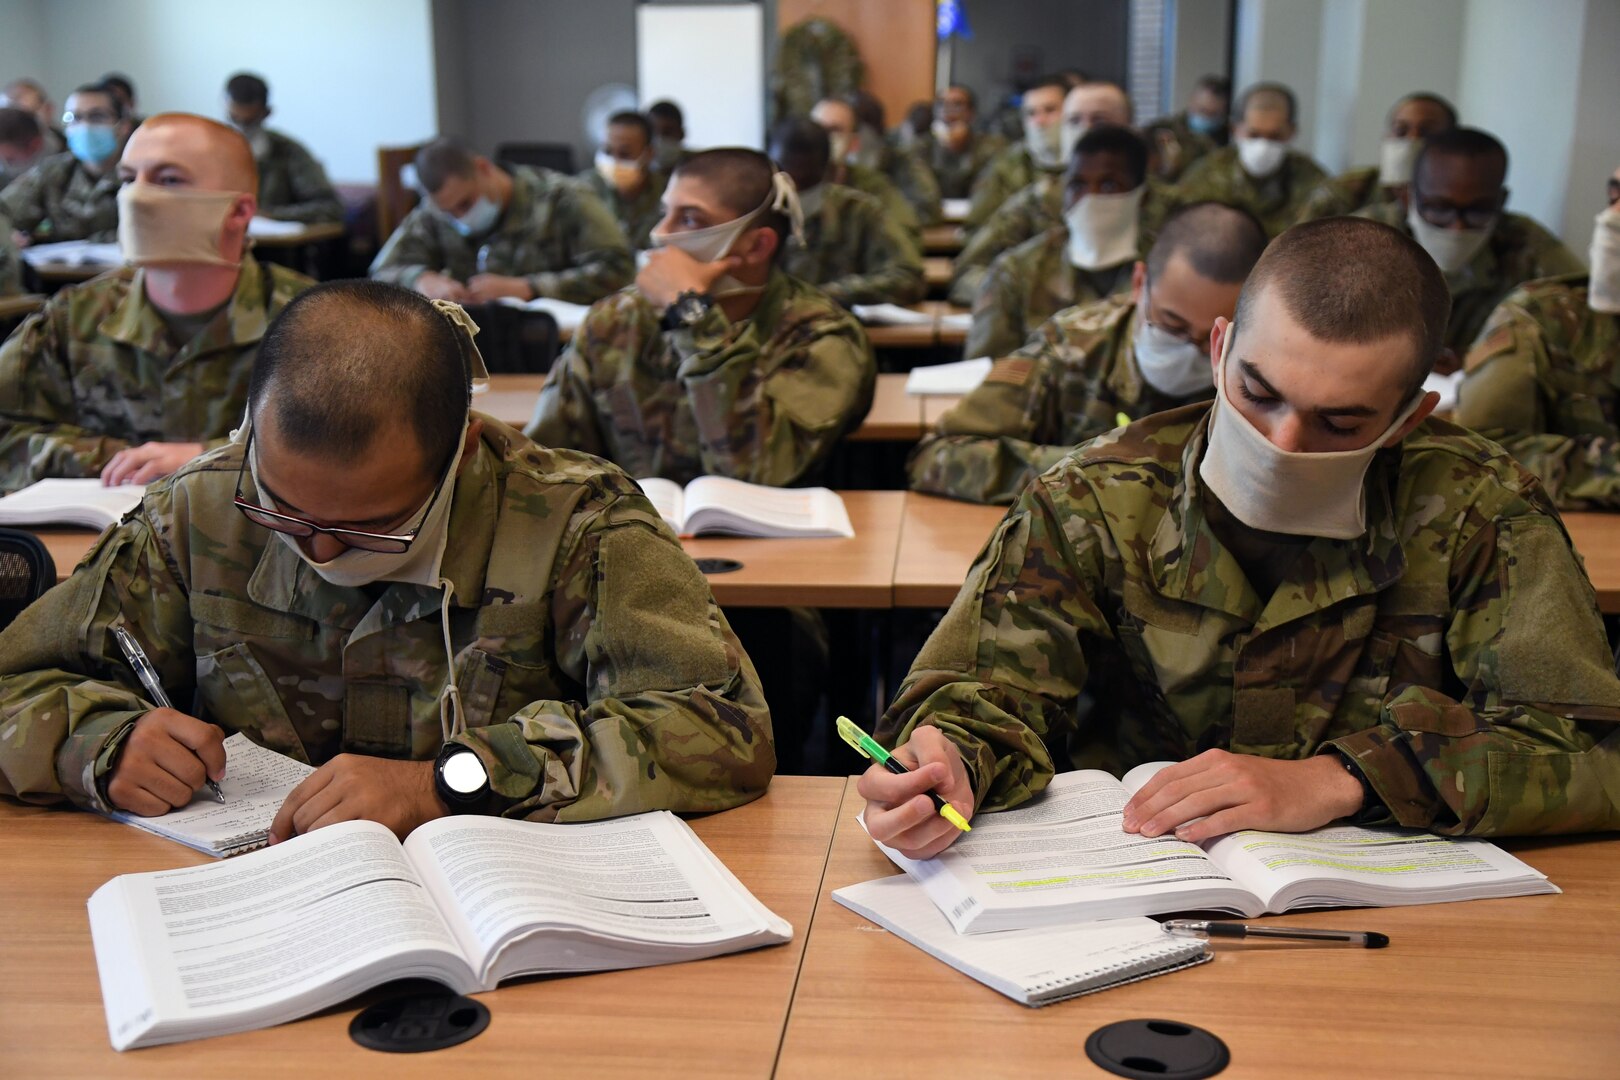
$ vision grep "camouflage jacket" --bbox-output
[0,417,775,820]
[0,151,120,242]
[832,161,922,236]
[253,128,344,224]
[0,129,65,192]
[0,222,19,296]
[770,16,865,122]
[783,182,925,307]
[865,143,943,227]
[914,130,1008,199]
[0,258,312,493]
[965,143,1062,230]
[1356,203,1585,353]
[1175,145,1333,238]
[526,269,875,486]
[1298,164,1390,220]
[951,173,1065,306]
[1143,112,1217,182]
[879,404,1620,837]
[910,295,1214,503]
[575,166,669,250]
[1456,274,1620,508]
[964,226,1134,361]
[370,165,633,304]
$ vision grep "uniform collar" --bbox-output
[1103,302,1148,405]
[99,257,269,357]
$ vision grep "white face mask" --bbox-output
[446,194,499,238]
[1236,136,1287,179]
[649,170,804,298]
[1406,202,1493,276]
[594,149,645,192]
[1197,328,1423,540]
[1588,206,1620,314]
[1064,186,1144,270]
[1134,310,1213,398]
[931,119,955,144]
[1377,137,1420,187]
[1025,116,1063,168]
[826,130,853,166]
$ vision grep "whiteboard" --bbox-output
[637,3,765,151]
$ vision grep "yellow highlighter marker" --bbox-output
[1115,411,1131,428]
[836,716,970,832]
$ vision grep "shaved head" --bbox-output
[1065,82,1132,127]
[125,112,258,193]
[810,98,857,135]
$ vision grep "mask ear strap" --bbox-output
[766,170,804,246]
[429,298,491,398]
[436,577,467,742]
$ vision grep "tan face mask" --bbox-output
[117,181,242,267]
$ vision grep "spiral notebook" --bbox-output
[105,733,314,857]
[833,875,1210,1007]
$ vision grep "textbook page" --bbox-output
[107,733,315,857]
[851,303,935,326]
[89,821,477,1050]
[636,476,686,534]
[905,356,991,395]
[404,811,792,983]
[0,477,144,530]
[497,295,592,332]
[679,476,854,538]
[20,239,123,268]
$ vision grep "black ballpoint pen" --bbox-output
[1162,919,1388,948]
[112,625,225,804]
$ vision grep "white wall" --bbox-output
[0,0,49,106]
[1166,0,1231,118]
[17,0,438,183]
[1232,0,1322,152]
[1564,0,1620,248]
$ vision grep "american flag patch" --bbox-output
[983,357,1035,386]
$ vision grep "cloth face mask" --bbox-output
[1064,186,1144,270]
[1134,313,1214,398]
[1378,137,1421,187]
[117,181,241,268]
[1236,136,1287,179]
[1025,117,1063,168]
[648,171,804,299]
[1587,206,1620,314]
[1406,202,1493,275]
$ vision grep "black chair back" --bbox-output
[0,528,57,631]
[466,304,562,375]
[494,142,577,176]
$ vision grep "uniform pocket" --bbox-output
[195,643,309,762]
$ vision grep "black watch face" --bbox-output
[441,749,488,796]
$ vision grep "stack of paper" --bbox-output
[497,295,592,333]
[21,240,123,269]
[247,216,310,239]
[851,303,935,326]
[941,198,972,222]
[905,357,991,395]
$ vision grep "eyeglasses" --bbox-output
[63,110,118,126]
[1412,188,1500,229]
[232,430,451,554]
[1141,276,1212,355]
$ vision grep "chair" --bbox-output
[494,142,576,176]
[0,528,56,631]
[464,304,562,375]
[375,142,428,245]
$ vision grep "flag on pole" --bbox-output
[937,0,972,40]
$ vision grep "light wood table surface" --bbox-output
[864,314,938,349]
[892,492,1003,607]
[476,373,548,429]
[32,262,103,284]
[0,292,46,320]
[1561,512,1620,612]
[777,780,1620,1079]
[923,255,952,291]
[920,391,963,427]
[922,223,964,255]
[0,775,847,1079]
[249,221,345,248]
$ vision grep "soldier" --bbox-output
[913,85,1006,200]
[912,202,1267,504]
[577,110,668,250]
[0,81,131,244]
[1301,93,1456,219]
[768,119,925,307]
[222,73,344,225]
[370,137,632,306]
[1144,75,1229,182]
[0,107,50,193]
[647,100,690,170]
[100,73,145,128]
[810,97,937,232]
[963,126,1178,361]
[1357,127,1583,359]
[0,279,775,834]
[1176,82,1332,238]
[1453,170,1620,508]
[861,216,1620,859]
[964,75,1069,229]
[0,114,313,493]
[527,147,874,486]
[0,78,65,152]
[0,220,19,296]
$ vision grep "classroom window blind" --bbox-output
[1127,0,1168,123]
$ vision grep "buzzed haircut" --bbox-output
[0,107,42,147]
[1238,82,1296,126]
[1146,201,1268,284]
[675,145,792,257]
[1196,74,1231,100]
[226,73,270,108]
[1234,217,1450,395]
[1057,69,1091,89]
[414,137,480,194]
[100,73,135,105]
[71,83,125,121]
[768,117,831,175]
[1394,91,1457,130]
[249,280,472,467]
[946,84,977,110]
[1023,75,1071,100]
[1071,125,1149,187]
[1415,126,1507,188]
[607,110,653,146]
[647,100,684,129]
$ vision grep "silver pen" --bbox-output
[1162,919,1388,948]
[111,624,225,804]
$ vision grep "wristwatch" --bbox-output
[1327,748,1385,824]
[662,289,715,330]
[434,742,491,815]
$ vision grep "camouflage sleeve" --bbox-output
[368,206,446,289]
[817,204,926,307]
[0,165,48,235]
[896,150,943,226]
[526,184,634,304]
[449,493,775,820]
[964,156,1020,230]
[962,248,1031,361]
[1326,501,1620,836]
[875,470,1107,811]
[1295,175,1354,223]
[1531,234,1587,279]
[0,301,128,491]
[0,513,190,810]
[0,224,19,296]
[264,141,344,224]
[951,195,1039,307]
[524,336,611,457]
[673,303,875,485]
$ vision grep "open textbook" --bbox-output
[0,478,145,530]
[20,239,123,269]
[106,733,314,857]
[877,764,1557,934]
[638,476,854,538]
[89,812,791,1049]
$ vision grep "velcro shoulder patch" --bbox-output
[984,357,1036,387]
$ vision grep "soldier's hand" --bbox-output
[416,271,469,303]
[270,755,444,844]
[1121,749,1365,844]
[106,709,228,817]
[636,245,743,309]
[858,725,974,860]
[466,273,534,303]
[101,442,204,486]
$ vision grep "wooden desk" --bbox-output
[864,316,938,349]
[777,781,1620,1079]
[0,292,46,321]
[33,263,106,285]
[936,302,970,349]
[923,255,952,291]
[0,775,847,1079]
[922,224,964,255]
[846,373,925,442]
[686,490,904,608]
[892,492,1002,607]
[250,221,346,249]
[1562,513,1620,612]
[476,373,548,429]
[40,527,99,582]
[920,392,963,427]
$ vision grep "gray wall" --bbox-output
[1167,0,1232,120]
[947,0,1131,118]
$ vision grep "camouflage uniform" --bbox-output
[910,295,1214,503]
[575,166,669,251]
[526,270,874,486]
[0,222,19,297]
[0,258,312,492]
[878,403,1620,837]
[1175,145,1333,238]
[865,143,943,227]
[0,129,65,193]
[965,144,1061,230]
[770,16,865,123]
[370,165,633,304]
[253,128,344,224]
[914,130,1007,200]
[1298,164,1388,220]
[1356,203,1585,354]
[784,183,925,307]
[834,161,922,236]
[950,173,1065,306]
[0,417,775,820]
[1143,113,1217,182]
[0,151,120,242]
[1456,274,1620,508]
